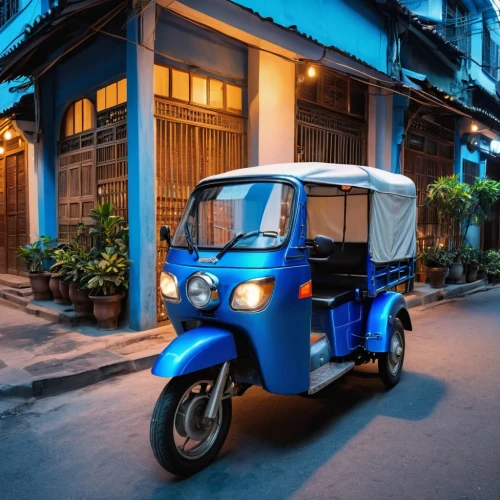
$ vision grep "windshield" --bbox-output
[172,182,295,250]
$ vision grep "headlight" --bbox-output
[160,272,180,302]
[186,272,220,310]
[231,277,275,312]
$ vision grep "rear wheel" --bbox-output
[150,369,232,477]
[378,318,405,388]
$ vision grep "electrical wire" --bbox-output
[7,3,127,92]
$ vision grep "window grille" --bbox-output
[463,160,479,186]
[0,0,19,28]
[441,0,471,56]
[483,22,499,80]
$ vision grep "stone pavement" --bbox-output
[0,302,175,401]
[0,277,491,409]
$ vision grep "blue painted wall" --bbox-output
[37,20,127,238]
[227,0,388,73]
[155,9,247,83]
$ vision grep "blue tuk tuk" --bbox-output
[150,162,416,476]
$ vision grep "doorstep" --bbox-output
[404,278,488,308]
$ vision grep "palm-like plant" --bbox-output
[461,178,500,245]
[425,175,471,250]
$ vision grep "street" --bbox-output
[1,289,500,500]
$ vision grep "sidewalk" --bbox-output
[0,277,491,410]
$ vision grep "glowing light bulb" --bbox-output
[307,66,316,78]
[0,147,4,155]
[4,130,12,140]
[471,123,478,132]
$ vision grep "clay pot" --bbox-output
[477,269,487,281]
[69,283,93,314]
[59,280,72,304]
[447,261,464,283]
[50,274,70,304]
[426,267,448,289]
[89,293,125,330]
[466,264,479,283]
[29,272,52,301]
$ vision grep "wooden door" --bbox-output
[0,151,28,274]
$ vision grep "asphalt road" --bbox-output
[1,289,500,500]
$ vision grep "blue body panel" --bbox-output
[152,326,237,377]
[365,292,410,352]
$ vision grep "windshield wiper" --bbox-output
[215,230,278,260]
[184,222,199,259]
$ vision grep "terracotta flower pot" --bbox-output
[466,264,479,283]
[29,272,52,301]
[89,292,125,330]
[69,283,93,314]
[50,274,70,304]
[426,267,448,289]
[59,280,72,304]
[477,270,487,281]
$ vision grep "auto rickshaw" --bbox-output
[150,162,416,476]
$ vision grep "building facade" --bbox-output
[1,0,500,329]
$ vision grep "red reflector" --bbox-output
[299,280,312,299]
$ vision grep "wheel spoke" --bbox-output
[178,436,190,452]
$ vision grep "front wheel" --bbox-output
[150,369,232,477]
[378,318,405,388]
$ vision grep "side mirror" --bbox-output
[313,235,334,258]
[159,225,171,245]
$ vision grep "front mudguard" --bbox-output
[151,326,237,377]
[365,292,412,353]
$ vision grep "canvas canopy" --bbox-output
[201,163,417,264]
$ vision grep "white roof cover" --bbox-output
[201,163,417,263]
[201,162,416,198]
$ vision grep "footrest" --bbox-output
[308,361,355,394]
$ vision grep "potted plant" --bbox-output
[85,246,131,329]
[460,245,481,283]
[477,250,488,281]
[461,178,500,247]
[50,247,73,305]
[48,245,71,304]
[425,176,471,282]
[482,249,500,283]
[83,203,131,330]
[65,243,93,314]
[417,247,455,288]
[18,236,55,300]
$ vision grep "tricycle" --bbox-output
[150,162,416,476]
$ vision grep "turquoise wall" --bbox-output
[227,0,389,73]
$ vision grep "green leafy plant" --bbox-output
[459,245,481,266]
[83,203,131,296]
[481,249,500,276]
[461,178,500,245]
[18,236,55,273]
[418,246,456,268]
[425,176,471,250]
[84,246,131,296]
[59,243,92,288]
[50,246,73,281]
[88,203,128,253]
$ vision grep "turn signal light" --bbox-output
[298,280,312,299]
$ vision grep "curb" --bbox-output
[405,278,488,309]
[0,352,160,400]
[0,279,492,405]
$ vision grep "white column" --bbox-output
[248,48,296,167]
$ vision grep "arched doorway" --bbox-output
[57,88,128,243]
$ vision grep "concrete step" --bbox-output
[0,274,31,289]
[0,288,31,307]
[26,300,96,327]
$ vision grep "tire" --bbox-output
[378,318,405,388]
[150,369,232,477]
